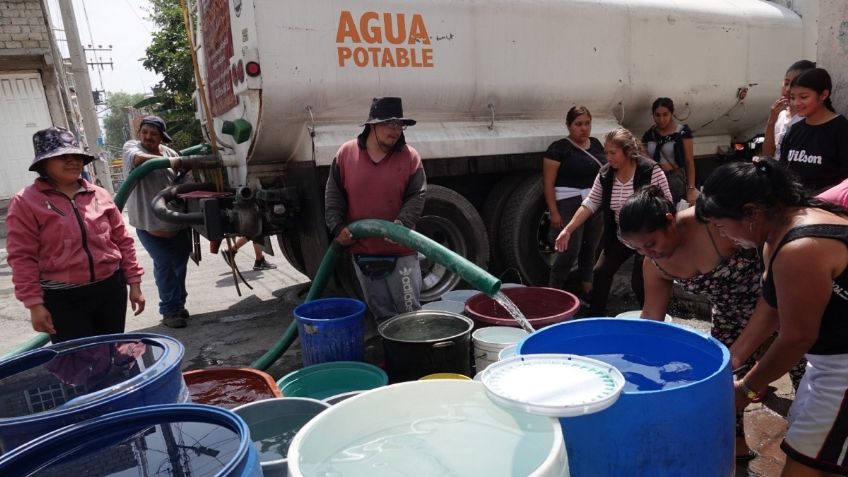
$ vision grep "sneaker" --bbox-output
[161,314,187,328]
[253,258,277,271]
[221,249,236,267]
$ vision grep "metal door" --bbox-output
[0,73,53,199]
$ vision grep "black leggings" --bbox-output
[43,271,128,343]
[589,237,644,316]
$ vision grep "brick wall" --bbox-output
[0,0,50,50]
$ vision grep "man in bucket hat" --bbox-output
[6,127,145,342]
[325,97,427,321]
[122,115,192,328]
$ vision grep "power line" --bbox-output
[122,0,152,34]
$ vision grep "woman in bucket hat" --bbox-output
[5,127,145,343]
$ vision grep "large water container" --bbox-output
[288,380,569,476]
[518,318,734,477]
[0,333,186,455]
[0,404,261,477]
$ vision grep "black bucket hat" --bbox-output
[29,127,96,172]
[361,97,416,126]
[139,115,173,143]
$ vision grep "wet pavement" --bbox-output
[0,212,792,476]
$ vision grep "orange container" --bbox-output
[182,367,282,409]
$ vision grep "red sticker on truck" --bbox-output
[336,11,434,68]
[200,0,238,115]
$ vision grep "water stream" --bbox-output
[492,291,535,333]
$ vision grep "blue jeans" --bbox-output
[137,229,191,316]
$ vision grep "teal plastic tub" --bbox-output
[276,361,388,400]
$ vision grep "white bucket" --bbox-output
[421,299,466,314]
[498,344,518,361]
[472,326,528,372]
[287,380,569,477]
[615,310,673,323]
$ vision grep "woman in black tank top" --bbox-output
[697,158,848,476]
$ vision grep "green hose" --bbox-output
[2,144,212,361]
[251,219,501,370]
[114,144,212,212]
[250,241,344,370]
[0,333,50,361]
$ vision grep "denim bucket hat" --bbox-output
[361,97,416,126]
[30,127,96,172]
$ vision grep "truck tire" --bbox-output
[498,175,554,286]
[418,185,489,302]
[277,233,307,274]
[481,172,534,278]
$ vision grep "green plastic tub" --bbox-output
[276,361,388,400]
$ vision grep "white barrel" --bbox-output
[288,380,568,476]
[472,326,528,372]
[615,310,673,323]
[498,344,518,361]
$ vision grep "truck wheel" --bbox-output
[498,175,554,286]
[277,233,307,274]
[481,172,533,278]
[418,185,489,302]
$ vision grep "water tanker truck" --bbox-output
[184,0,811,299]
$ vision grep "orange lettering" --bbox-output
[368,47,381,65]
[337,47,352,66]
[353,47,369,67]
[336,11,361,43]
[409,14,430,44]
[384,13,406,44]
[411,49,423,67]
[360,11,381,43]
[421,48,433,67]
[395,48,410,67]
[381,48,396,67]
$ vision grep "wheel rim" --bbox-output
[416,215,466,301]
[537,210,556,268]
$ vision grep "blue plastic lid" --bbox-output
[0,404,257,477]
[0,333,184,423]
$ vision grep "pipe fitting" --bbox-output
[151,182,218,225]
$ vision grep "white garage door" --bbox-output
[0,73,53,199]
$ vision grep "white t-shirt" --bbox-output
[774,109,803,156]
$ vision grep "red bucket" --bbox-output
[183,367,282,409]
[464,287,579,328]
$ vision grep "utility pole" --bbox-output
[57,0,114,194]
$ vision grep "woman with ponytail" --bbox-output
[779,67,848,193]
[697,158,848,477]
[619,184,806,462]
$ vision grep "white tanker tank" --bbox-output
[190,0,802,297]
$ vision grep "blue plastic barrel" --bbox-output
[0,404,261,477]
[0,333,186,455]
[294,298,366,366]
[518,318,734,477]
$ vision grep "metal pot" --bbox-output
[377,311,474,382]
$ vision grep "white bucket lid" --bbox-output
[472,326,528,346]
[481,354,625,417]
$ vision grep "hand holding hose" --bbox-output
[335,227,356,246]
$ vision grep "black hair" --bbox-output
[695,158,847,221]
[786,59,815,75]
[651,97,675,114]
[566,106,592,127]
[791,67,836,112]
[619,185,676,235]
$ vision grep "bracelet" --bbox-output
[737,380,759,401]
[687,186,697,190]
